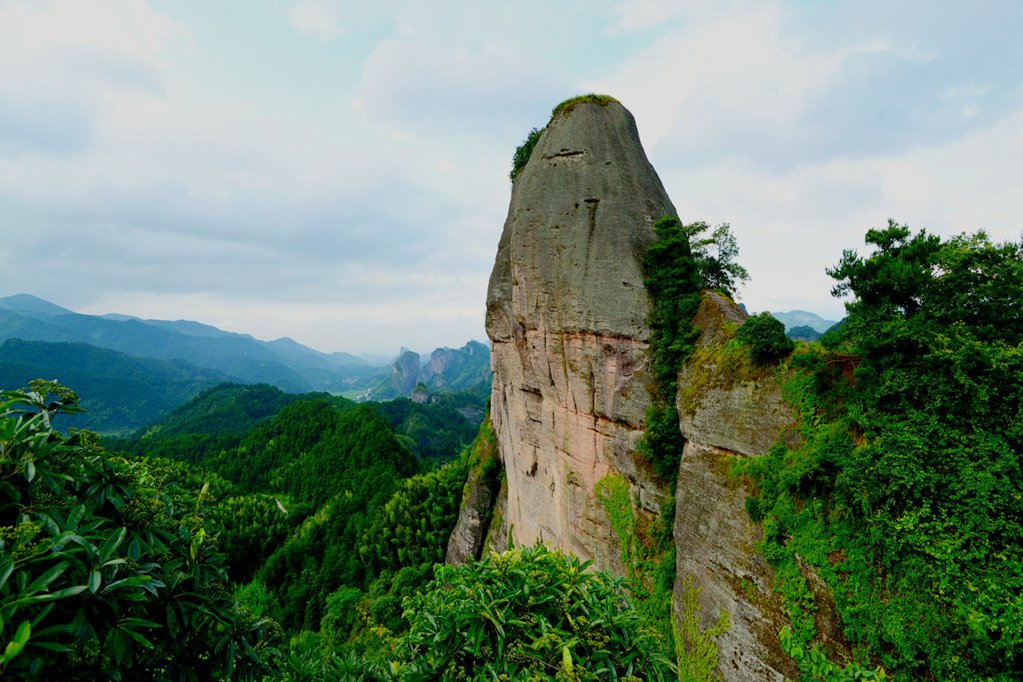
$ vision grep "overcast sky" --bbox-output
[1,1,1020,355]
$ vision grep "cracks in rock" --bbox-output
[585,198,599,247]
[542,149,585,160]
[580,197,599,284]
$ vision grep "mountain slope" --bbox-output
[0,338,233,434]
[0,293,383,393]
[770,309,838,333]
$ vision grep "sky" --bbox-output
[0,0,1020,355]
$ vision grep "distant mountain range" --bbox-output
[769,309,840,334]
[0,294,492,434]
[368,342,491,401]
[0,294,378,392]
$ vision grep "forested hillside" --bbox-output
[1,378,488,678]
[741,224,1022,679]
[0,339,231,434]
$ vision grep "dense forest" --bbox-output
[1,220,1020,680]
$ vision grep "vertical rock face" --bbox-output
[485,100,674,568]
[673,293,801,681]
[479,98,815,681]
[445,419,502,565]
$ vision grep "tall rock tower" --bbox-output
[479,97,807,681]
[485,97,672,568]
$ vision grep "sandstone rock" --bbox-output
[677,293,800,457]
[673,292,801,681]
[674,441,797,681]
[446,419,503,565]
[486,99,674,568]
[485,478,510,554]
[445,464,498,565]
[481,97,818,681]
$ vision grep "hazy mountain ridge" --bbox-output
[0,294,374,391]
[0,338,233,434]
[0,293,492,432]
[769,309,839,333]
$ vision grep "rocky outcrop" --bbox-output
[389,349,420,395]
[446,418,502,565]
[479,97,817,681]
[375,341,491,400]
[673,293,801,681]
[485,99,675,568]
[420,340,489,390]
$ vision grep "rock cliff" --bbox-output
[673,292,800,681]
[485,98,675,568]
[467,97,826,681]
[389,349,420,395]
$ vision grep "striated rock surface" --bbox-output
[674,293,801,681]
[485,99,674,568]
[446,418,503,565]
[478,98,818,681]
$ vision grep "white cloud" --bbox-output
[1,0,1019,354]
[355,36,571,138]
[288,0,345,40]
[592,0,1023,172]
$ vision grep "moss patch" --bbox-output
[550,93,620,121]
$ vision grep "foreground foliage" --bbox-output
[400,544,675,681]
[0,382,277,680]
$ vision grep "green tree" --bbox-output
[682,221,750,299]
[735,312,794,365]
[746,223,1023,679]
[642,216,703,481]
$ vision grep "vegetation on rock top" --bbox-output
[550,93,620,120]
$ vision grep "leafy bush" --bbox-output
[736,312,793,365]
[510,127,543,180]
[0,382,278,680]
[399,543,675,680]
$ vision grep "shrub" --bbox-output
[510,127,543,180]
[399,544,675,680]
[550,93,620,119]
[736,312,794,365]
[0,382,279,680]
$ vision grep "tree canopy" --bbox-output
[746,223,1023,679]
